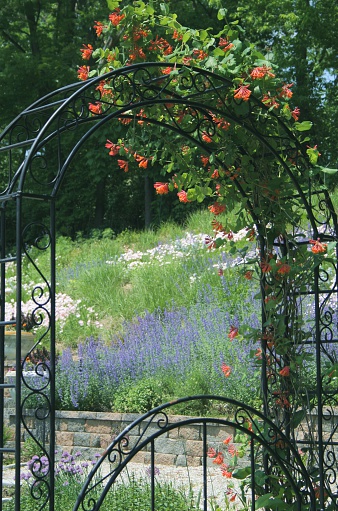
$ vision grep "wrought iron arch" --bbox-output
[74,396,317,511]
[0,62,337,510]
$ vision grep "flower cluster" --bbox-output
[20,450,101,485]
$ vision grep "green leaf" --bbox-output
[232,466,251,479]
[182,32,191,43]
[294,121,313,131]
[204,56,218,69]
[315,166,338,174]
[199,30,209,41]
[217,8,227,20]
[146,4,154,15]
[106,0,121,10]
[255,494,289,510]
[187,188,196,201]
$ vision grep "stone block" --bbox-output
[206,424,233,443]
[177,426,201,440]
[130,451,147,464]
[176,454,201,467]
[154,437,185,456]
[185,440,203,457]
[143,452,176,466]
[73,432,92,447]
[55,431,74,446]
[99,434,114,449]
[66,419,86,432]
[85,419,112,434]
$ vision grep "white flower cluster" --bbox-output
[106,233,208,269]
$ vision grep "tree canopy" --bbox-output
[0,0,336,237]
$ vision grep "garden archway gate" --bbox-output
[0,62,337,510]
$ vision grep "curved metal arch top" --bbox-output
[73,395,317,511]
[0,62,336,239]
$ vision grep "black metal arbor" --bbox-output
[0,62,337,510]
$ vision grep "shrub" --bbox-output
[113,377,165,413]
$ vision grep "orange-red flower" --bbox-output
[201,132,213,143]
[88,102,102,115]
[192,49,208,60]
[133,152,149,168]
[182,56,193,66]
[211,114,230,131]
[77,65,90,81]
[221,464,232,478]
[262,92,279,109]
[279,83,293,99]
[218,37,234,52]
[212,452,224,465]
[200,155,209,167]
[227,491,237,502]
[234,84,251,101]
[177,190,190,203]
[223,435,232,445]
[250,65,275,80]
[291,106,300,121]
[276,262,291,275]
[172,29,182,41]
[109,9,125,26]
[279,366,290,377]
[273,390,291,409]
[221,363,232,378]
[132,27,150,41]
[244,270,253,280]
[228,326,238,340]
[207,447,217,458]
[96,81,113,97]
[309,238,327,254]
[105,140,120,156]
[80,44,93,60]
[260,259,272,273]
[93,21,104,37]
[117,160,129,172]
[154,182,169,194]
[162,67,172,75]
[227,444,238,457]
[208,203,226,215]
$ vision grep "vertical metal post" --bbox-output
[15,195,22,511]
[49,198,56,511]
[0,205,6,511]
[314,263,324,509]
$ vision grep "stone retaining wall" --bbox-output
[5,408,234,466]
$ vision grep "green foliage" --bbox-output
[113,377,165,413]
